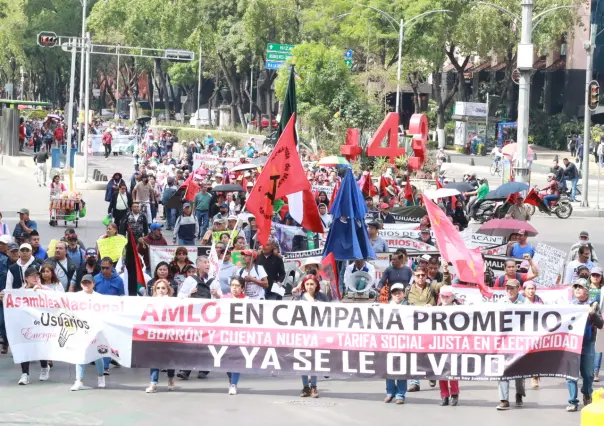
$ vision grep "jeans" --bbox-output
[439,380,459,398]
[227,372,240,385]
[165,208,176,229]
[104,144,111,158]
[543,194,560,208]
[195,210,209,238]
[22,361,47,374]
[179,239,195,246]
[76,359,104,379]
[103,357,111,370]
[150,368,175,384]
[36,163,47,185]
[302,375,317,387]
[386,379,407,400]
[567,341,595,404]
[563,177,579,200]
[139,202,152,224]
[595,352,602,374]
[498,378,525,401]
[150,203,157,222]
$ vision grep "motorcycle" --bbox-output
[472,199,506,223]
[526,188,573,219]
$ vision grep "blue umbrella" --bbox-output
[323,168,376,261]
[486,181,530,199]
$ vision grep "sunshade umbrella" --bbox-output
[444,181,474,192]
[46,114,61,121]
[486,181,530,199]
[424,188,461,200]
[502,143,535,161]
[230,163,260,172]
[476,218,538,238]
[389,205,427,223]
[250,156,268,165]
[323,168,375,261]
[136,115,152,123]
[317,156,350,167]
[211,184,245,193]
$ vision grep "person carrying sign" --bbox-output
[494,255,539,288]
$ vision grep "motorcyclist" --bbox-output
[464,172,479,189]
[541,173,560,208]
[465,178,489,220]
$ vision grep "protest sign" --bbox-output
[231,250,244,268]
[96,235,127,262]
[532,243,566,287]
[212,230,239,244]
[483,255,523,276]
[4,291,588,380]
[312,184,335,200]
[149,246,211,272]
[192,153,220,170]
[451,284,572,305]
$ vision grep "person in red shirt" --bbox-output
[19,118,26,151]
[54,125,64,145]
[102,129,113,159]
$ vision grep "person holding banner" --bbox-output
[437,286,461,406]
[523,280,544,389]
[383,282,408,405]
[566,278,604,411]
[589,266,603,382]
[296,275,328,398]
[146,279,177,393]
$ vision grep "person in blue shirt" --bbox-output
[566,278,604,411]
[203,133,214,148]
[66,233,86,269]
[29,231,47,261]
[13,208,37,244]
[242,140,257,158]
[507,230,535,258]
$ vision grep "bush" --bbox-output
[24,110,48,120]
[530,111,582,150]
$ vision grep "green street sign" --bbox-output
[267,52,291,61]
[266,43,295,53]
[344,59,353,67]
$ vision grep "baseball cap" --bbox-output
[580,231,589,238]
[576,264,590,274]
[591,266,603,276]
[183,202,191,208]
[440,286,454,296]
[214,218,226,225]
[518,229,527,235]
[420,254,432,262]
[0,235,11,244]
[519,260,530,270]
[390,283,406,292]
[242,249,255,257]
[420,228,431,234]
[24,267,40,278]
[380,203,390,209]
[573,278,589,288]
[81,274,94,283]
[19,243,32,251]
[505,279,521,288]
[150,223,164,231]
[85,248,97,257]
[220,202,228,208]
[227,215,238,221]
[246,182,254,187]
[67,233,78,241]
[183,264,197,273]
[8,243,19,251]
[19,208,30,215]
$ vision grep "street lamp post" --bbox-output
[77,0,87,155]
[114,45,120,120]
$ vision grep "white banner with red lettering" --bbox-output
[451,285,573,305]
[3,290,589,380]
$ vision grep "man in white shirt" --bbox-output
[238,249,268,299]
[565,245,595,284]
[343,259,377,292]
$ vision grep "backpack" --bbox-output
[189,276,213,299]
[239,265,259,278]
[495,273,523,288]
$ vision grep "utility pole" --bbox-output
[66,37,77,190]
[115,45,120,120]
[83,32,91,183]
[19,67,24,100]
[77,0,87,152]
[248,60,254,133]
[582,23,597,207]
[515,0,534,184]
[395,19,403,116]
[196,41,202,129]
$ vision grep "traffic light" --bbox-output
[37,32,58,48]
[589,80,600,111]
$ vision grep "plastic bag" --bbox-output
[102,215,112,226]
[79,205,87,218]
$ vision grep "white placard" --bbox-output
[532,243,566,287]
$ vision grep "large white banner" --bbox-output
[3,290,589,380]
[149,246,211,273]
[451,285,572,305]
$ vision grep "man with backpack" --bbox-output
[494,255,539,288]
[239,249,268,300]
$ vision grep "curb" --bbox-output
[569,208,604,218]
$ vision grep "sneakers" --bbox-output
[18,373,30,385]
[98,376,106,389]
[566,403,578,412]
[515,394,524,407]
[408,383,420,392]
[384,395,394,403]
[310,386,319,398]
[584,395,592,406]
[450,395,459,406]
[429,380,436,387]
[39,366,50,381]
[70,381,91,391]
[395,398,405,405]
[168,377,175,391]
[177,371,189,380]
[145,383,157,393]
[300,386,311,397]
[496,400,510,410]
[103,369,110,376]
[440,397,449,406]
[228,384,237,395]
[197,371,208,379]
[595,372,600,382]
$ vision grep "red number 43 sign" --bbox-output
[341,112,428,171]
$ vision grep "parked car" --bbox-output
[251,114,278,130]
[189,108,217,126]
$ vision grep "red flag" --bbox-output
[423,195,492,297]
[404,178,414,203]
[506,192,518,205]
[329,179,340,209]
[246,114,311,246]
[287,189,324,232]
[435,177,443,189]
[180,174,200,202]
[524,188,541,207]
[358,171,377,197]
[126,225,146,296]
[319,252,341,301]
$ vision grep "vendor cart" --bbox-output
[50,196,82,227]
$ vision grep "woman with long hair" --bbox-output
[169,247,193,289]
[146,261,178,296]
[49,175,66,196]
[39,264,65,292]
[96,223,127,264]
[316,191,329,206]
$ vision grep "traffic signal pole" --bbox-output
[582,23,596,208]
[66,37,77,190]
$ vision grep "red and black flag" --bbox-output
[126,225,146,296]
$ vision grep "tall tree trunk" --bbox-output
[445,45,471,102]
[407,71,421,113]
[432,71,459,148]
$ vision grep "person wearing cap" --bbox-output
[379,203,395,224]
[495,278,527,410]
[243,139,257,158]
[193,183,212,237]
[70,274,106,391]
[59,228,87,250]
[381,282,408,404]
[226,215,238,231]
[139,223,168,273]
[28,230,47,261]
[0,267,52,385]
[66,233,87,269]
[237,249,268,299]
[505,195,531,221]
[213,202,229,224]
[367,221,389,253]
[437,286,461,406]
[418,228,434,246]
[507,229,535,258]
[589,267,603,382]
[565,278,603,411]
[13,208,37,243]
[173,202,198,246]
[5,243,42,291]
[69,248,101,292]
[569,231,599,264]
[565,244,596,284]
